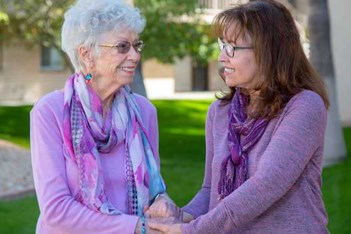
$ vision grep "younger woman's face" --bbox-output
[218,26,259,92]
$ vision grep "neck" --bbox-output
[89,80,122,116]
[239,88,260,101]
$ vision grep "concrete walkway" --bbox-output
[0,140,34,200]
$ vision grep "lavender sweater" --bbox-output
[30,90,159,234]
[182,90,328,234]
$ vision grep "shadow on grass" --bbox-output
[0,105,32,148]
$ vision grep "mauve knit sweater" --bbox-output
[181,90,329,234]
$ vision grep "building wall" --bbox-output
[329,1,351,125]
[174,56,192,92]
[0,44,70,104]
[142,59,174,78]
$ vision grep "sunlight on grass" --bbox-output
[165,128,204,136]
[0,105,31,148]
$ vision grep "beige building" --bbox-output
[0,0,350,125]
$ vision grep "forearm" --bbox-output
[182,186,210,218]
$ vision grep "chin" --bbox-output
[225,81,237,88]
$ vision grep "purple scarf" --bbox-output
[62,73,165,216]
[218,89,268,199]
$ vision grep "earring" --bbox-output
[85,73,92,84]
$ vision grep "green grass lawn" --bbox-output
[0,101,350,233]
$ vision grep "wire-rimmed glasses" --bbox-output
[99,40,145,53]
[218,38,253,57]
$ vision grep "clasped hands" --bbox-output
[140,194,183,234]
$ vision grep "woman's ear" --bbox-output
[78,45,93,69]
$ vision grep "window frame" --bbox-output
[40,45,64,71]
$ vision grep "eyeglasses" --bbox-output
[99,40,145,53]
[218,38,253,58]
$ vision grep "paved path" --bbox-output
[0,140,34,200]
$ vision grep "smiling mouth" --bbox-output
[224,67,235,74]
[119,67,136,72]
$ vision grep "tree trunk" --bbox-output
[130,61,148,98]
[308,0,346,166]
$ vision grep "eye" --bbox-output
[117,41,130,49]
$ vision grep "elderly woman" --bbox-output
[30,0,167,233]
[148,0,330,233]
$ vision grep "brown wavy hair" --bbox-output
[214,0,329,120]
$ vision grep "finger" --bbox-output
[148,221,168,232]
[143,205,149,212]
[144,210,151,218]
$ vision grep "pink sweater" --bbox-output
[182,90,329,234]
[30,90,159,234]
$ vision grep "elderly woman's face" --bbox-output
[93,30,141,89]
[218,26,259,91]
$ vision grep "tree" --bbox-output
[1,0,74,70]
[134,0,219,91]
[308,0,346,165]
[134,0,218,65]
[1,0,219,97]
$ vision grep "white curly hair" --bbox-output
[61,0,146,72]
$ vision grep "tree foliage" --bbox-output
[1,0,218,68]
[134,0,218,65]
[1,0,74,70]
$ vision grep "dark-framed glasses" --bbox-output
[99,40,145,53]
[218,38,253,58]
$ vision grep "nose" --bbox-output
[127,46,141,63]
[218,48,229,63]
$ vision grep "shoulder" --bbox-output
[31,90,64,116]
[208,99,229,116]
[206,99,229,123]
[286,90,326,115]
[280,90,327,127]
[133,93,157,115]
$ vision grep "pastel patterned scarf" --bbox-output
[218,89,268,199]
[63,73,165,216]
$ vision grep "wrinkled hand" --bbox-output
[135,217,162,234]
[145,195,183,220]
[148,217,182,234]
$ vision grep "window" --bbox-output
[41,45,64,71]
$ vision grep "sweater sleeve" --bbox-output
[135,94,160,167]
[148,104,160,168]
[182,102,216,218]
[182,91,327,234]
[30,98,138,234]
